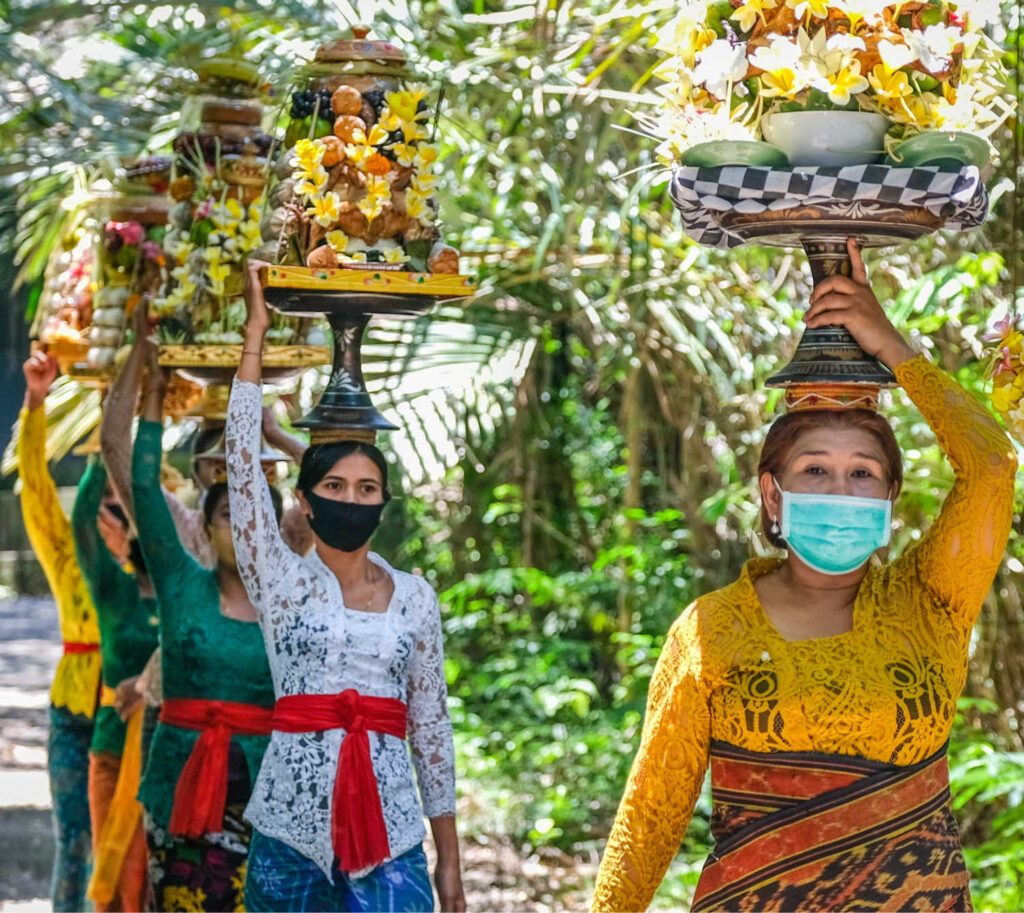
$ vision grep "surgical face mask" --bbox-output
[775,479,892,576]
[303,490,388,553]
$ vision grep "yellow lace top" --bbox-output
[591,356,1017,913]
[17,406,101,717]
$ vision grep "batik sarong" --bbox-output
[691,740,971,912]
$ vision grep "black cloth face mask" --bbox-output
[303,490,389,552]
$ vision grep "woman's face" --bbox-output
[761,426,894,518]
[307,453,385,504]
[205,494,236,568]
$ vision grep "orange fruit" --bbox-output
[331,86,363,117]
[321,136,345,167]
[333,115,366,144]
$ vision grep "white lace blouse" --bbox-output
[225,379,457,878]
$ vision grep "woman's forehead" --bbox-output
[789,426,887,460]
[327,452,383,480]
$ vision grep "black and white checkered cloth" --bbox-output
[669,164,989,248]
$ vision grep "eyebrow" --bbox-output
[797,449,885,464]
[322,474,380,484]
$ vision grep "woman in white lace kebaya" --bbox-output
[225,260,465,913]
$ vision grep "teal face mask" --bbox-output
[776,480,892,576]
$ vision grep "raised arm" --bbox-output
[71,457,126,606]
[131,357,196,596]
[891,357,1016,627]
[100,304,148,527]
[16,353,74,588]
[226,379,293,612]
[804,240,1016,630]
[225,258,295,612]
[592,609,711,913]
[262,404,307,464]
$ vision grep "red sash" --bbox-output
[160,698,274,839]
[272,689,408,872]
[63,641,100,654]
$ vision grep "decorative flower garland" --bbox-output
[647,0,1012,164]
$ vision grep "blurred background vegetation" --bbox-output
[1,0,1023,908]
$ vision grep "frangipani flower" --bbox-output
[382,247,409,264]
[877,39,917,72]
[839,0,890,31]
[357,177,390,222]
[749,37,808,99]
[405,193,429,221]
[239,218,262,249]
[822,59,869,105]
[901,24,962,74]
[868,64,913,101]
[692,40,749,99]
[347,124,391,167]
[325,230,349,253]
[990,380,1020,415]
[385,88,428,123]
[731,0,777,33]
[207,261,231,295]
[786,0,829,22]
[295,139,326,172]
[391,141,418,167]
[312,192,342,228]
[295,166,328,199]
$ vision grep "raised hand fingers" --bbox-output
[804,293,853,325]
[848,239,868,285]
[810,274,863,302]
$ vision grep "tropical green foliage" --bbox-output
[3,0,1024,908]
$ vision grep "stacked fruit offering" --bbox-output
[155,57,307,345]
[36,225,95,366]
[258,28,459,274]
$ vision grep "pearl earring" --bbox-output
[770,518,780,536]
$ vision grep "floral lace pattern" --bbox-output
[17,406,101,717]
[226,380,456,879]
[592,356,1018,912]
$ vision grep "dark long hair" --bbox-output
[758,409,902,548]
[203,481,283,525]
[296,442,390,498]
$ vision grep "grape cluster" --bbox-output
[363,91,387,118]
[290,89,335,123]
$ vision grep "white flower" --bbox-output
[960,0,1000,30]
[901,24,962,73]
[692,40,749,99]
[877,39,917,72]
[826,33,866,56]
[839,0,890,28]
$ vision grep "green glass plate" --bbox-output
[885,131,990,170]
[680,141,789,168]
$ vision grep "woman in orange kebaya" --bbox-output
[592,243,1017,913]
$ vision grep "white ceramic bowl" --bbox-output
[762,111,890,167]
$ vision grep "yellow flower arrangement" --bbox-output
[647,0,1014,156]
[312,192,342,228]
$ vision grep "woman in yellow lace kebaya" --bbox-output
[592,243,1018,913]
[17,351,101,911]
